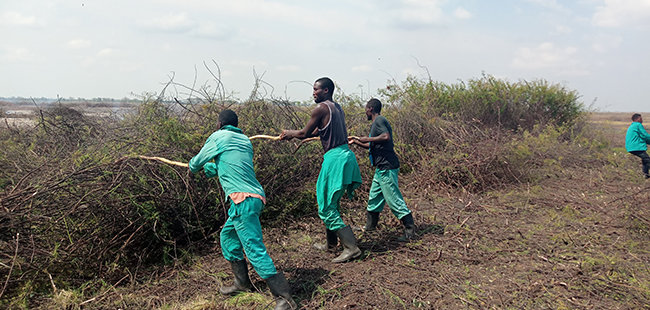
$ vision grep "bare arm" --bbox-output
[280,103,328,140]
[356,132,390,144]
[349,137,370,149]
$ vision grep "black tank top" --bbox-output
[318,100,348,153]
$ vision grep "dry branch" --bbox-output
[137,156,188,168]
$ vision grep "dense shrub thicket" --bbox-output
[0,74,595,306]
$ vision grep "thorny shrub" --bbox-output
[0,74,593,307]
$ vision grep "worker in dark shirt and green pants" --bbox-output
[350,98,416,241]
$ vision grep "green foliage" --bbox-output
[367,74,590,192]
[0,73,596,307]
[380,73,584,130]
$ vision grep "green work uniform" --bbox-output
[626,122,650,152]
[367,116,411,219]
[367,168,410,219]
[317,144,362,231]
[189,125,276,279]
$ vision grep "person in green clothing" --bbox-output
[625,113,650,179]
[189,110,296,310]
[349,98,416,241]
[280,77,363,263]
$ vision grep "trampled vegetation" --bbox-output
[1,74,649,309]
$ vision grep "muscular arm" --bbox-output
[281,103,328,140]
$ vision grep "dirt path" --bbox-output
[38,113,650,309]
[67,163,650,309]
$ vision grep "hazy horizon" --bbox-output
[2,1,649,112]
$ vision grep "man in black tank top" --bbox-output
[281,77,362,263]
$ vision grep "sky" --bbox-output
[1,0,649,112]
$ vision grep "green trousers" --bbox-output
[220,197,277,279]
[316,145,362,231]
[367,168,411,219]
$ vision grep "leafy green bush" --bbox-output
[380,73,583,131]
[0,73,594,307]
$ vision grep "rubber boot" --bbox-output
[313,229,338,251]
[397,213,416,242]
[265,272,297,310]
[219,259,252,295]
[363,211,380,231]
[332,226,361,263]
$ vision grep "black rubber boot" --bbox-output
[219,259,252,295]
[332,226,361,263]
[313,229,338,251]
[363,211,380,231]
[397,213,416,242]
[265,272,297,310]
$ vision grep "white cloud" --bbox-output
[554,24,572,34]
[188,21,233,39]
[1,11,38,26]
[592,0,650,28]
[97,48,115,57]
[1,47,38,62]
[231,60,268,67]
[392,0,446,27]
[511,42,582,73]
[67,39,91,49]
[589,33,623,52]
[137,12,194,31]
[83,48,117,66]
[120,61,144,72]
[454,7,473,19]
[352,65,373,72]
[276,65,301,72]
[525,0,568,12]
[138,13,233,39]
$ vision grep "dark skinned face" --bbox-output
[313,82,328,103]
[365,106,373,121]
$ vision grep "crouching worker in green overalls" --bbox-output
[189,110,297,310]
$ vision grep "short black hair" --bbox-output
[219,109,238,127]
[633,113,642,121]
[315,77,335,93]
[366,98,382,114]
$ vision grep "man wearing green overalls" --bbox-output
[350,98,416,241]
[281,77,363,263]
[189,110,296,310]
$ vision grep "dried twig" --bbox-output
[293,137,321,153]
[0,233,19,299]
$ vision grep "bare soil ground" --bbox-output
[37,112,650,309]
